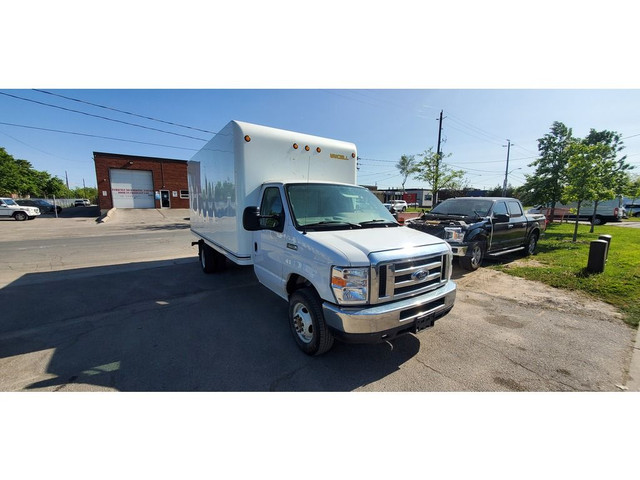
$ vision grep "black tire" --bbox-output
[524,232,539,256]
[288,287,334,356]
[14,212,27,221]
[593,216,605,225]
[199,242,226,274]
[459,241,484,271]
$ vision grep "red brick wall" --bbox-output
[94,152,188,210]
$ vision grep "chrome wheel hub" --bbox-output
[292,303,313,344]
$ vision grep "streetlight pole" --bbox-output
[502,139,512,196]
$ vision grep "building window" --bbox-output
[180,190,189,199]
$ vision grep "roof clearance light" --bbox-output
[316,147,322,153]
[293,143,298,149]
[305,145,310,151]
[244,135,251,142]
[351,153,356,158]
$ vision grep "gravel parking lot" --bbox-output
[0,208,636,391]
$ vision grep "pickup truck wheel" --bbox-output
[524,232,539,256]
[289,288,334,356]
[459,242,484,271]
[13,212,27,221]
[199,243,225,273]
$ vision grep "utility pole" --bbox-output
[65,170,69,190]
[434,110,444,204]
[502,139,512,197]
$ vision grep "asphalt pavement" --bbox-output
[0,208,638,392]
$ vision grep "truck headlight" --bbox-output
[331,266,368,305]
[444,227,464,242]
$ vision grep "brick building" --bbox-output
[93,152,188,212]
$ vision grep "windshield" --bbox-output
[430,198,493,217]
[2,198,18,206]
[286,183,397,229]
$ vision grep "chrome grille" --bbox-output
[371,253,449,304]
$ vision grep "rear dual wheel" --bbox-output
[199,242,226,273]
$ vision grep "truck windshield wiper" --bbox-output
[358,219,398,227]
[301,220,362,229]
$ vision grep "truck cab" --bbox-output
[241,181,456,355]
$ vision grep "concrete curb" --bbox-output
[96,207,117,223]
[625,326,640,391]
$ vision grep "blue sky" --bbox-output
[1,89,639,192]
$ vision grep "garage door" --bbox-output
[110,169,155,208]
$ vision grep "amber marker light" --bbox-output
[305,145,310,151]
[351,153,356,158]
[293,143,298,149]
[316,147,321,153]
[244,135,251,142]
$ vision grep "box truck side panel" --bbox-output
[188,121,247,261]
[189,121,358,263]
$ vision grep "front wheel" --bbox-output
[288,288,334,356]
[14,212,27,221]
[459,242,484,271]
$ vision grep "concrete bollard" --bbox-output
[598,234,612,260]
[587,240,608,273]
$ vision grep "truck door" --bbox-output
[506,200,528,246]
[490,201,511,250]
[253,186,287,296]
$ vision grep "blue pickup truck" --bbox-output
[406,197,546,271]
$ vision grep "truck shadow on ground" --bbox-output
[1,260,421,392]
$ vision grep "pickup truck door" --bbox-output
[490,201,511,250]
[506,200,528,247]
[253,186,287,296]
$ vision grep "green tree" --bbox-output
[580,129,633,231]
[0,147,70,198]
[564,142,613,241]
[521,121,574,216]
[412,148,464,205]
[626,175,640,205]
[395,154,415,193]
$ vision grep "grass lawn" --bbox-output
[491,222,640,327]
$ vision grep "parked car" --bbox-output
[0,197,41,221]
[74,199,90,207]
[389,199,408,212]
[16,199,62,214]
[624,203,640,217]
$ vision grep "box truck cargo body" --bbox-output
[188,121,456,355]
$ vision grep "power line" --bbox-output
[32,89,216,135]
[0,91,209,142]
[0,121,200,151]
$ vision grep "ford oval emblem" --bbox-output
[412,270,428,281]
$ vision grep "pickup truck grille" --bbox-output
[371,253,449,304]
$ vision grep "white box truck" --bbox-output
[188,121,456,355]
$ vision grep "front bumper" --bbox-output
[322,280,456,343]
[448,244,468,257]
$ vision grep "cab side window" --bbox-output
[260,187,285,231]
[492,201,508,219]
[507,201,523,217]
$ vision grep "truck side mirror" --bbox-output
[243,206,261,231]
[493,213,510,223]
